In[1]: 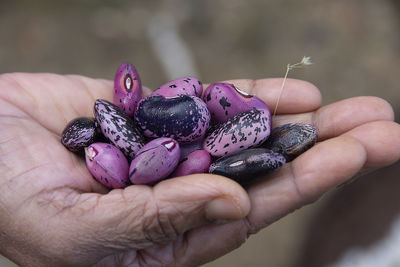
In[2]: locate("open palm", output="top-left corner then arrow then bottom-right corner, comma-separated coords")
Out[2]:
0,73 -> 399,267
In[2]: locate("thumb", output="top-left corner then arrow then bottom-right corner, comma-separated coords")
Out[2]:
80,174 -> 250,253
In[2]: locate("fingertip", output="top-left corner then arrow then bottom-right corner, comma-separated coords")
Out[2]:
314,96 -> 396,141
292,135 -> 367,199
222,78 -> 322,114
343,120 -> 400,168
362,96 -> 395,121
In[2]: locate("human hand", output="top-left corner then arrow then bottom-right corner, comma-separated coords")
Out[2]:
0,73 -> 399,266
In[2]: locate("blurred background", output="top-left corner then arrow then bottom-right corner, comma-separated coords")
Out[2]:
0,0 -> 399,266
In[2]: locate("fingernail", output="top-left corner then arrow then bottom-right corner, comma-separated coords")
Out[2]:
205,197 -> 244,223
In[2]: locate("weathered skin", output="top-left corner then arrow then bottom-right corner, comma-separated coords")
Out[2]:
113,62 -> 142,116
263,123 -> 318,162
203,108 -> 271,157
203,82 -> 270,123
85,142 -> 130,189
129,137 -> 180,185
61,117 -> 96,152
209,148 -> 286,184
135,95 -> 210,143
94,99 -> 145,159
151,76 -> 203,97
171,149 -> 212,177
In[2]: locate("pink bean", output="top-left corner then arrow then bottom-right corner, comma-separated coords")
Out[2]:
171,150 -> 212,177
129,138 -> 180,185
203,82 -> 270,123
85,143 -> 130,189
113,62 -> 142,116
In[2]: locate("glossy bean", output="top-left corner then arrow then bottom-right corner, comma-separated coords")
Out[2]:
85,143 -> 130,189
113,62 -> 142,116
151,76 -> 203,97
203,82 -> 270,123
263,123 -> 317,161
129,137 -> 180,185
94,99 -> 145,159
179,138 -> 204,160
135,95 -> 210,143
61,117 -> 96,152
171,150 -> 212,177
203,108 -> 271,157
209,148 -> 286,184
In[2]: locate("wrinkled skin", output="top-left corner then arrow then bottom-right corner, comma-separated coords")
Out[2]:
0,73 -> 399,267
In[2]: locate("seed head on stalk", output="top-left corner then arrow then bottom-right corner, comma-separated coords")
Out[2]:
273,56 -> 312,117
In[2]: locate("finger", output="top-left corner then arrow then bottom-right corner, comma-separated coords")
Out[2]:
273,96 -> 395,140
74,174 -> 250,257
343,120 -> 400,169
0,73 -> 153,136
246,136 -> 367,229
0,73 -> 113,135
167,135 -> 369,265
223,78 -> 322,114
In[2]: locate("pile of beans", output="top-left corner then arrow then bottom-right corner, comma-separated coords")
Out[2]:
61,62 -> 317,189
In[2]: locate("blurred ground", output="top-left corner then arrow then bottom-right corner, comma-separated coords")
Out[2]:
0,0 -> 399,266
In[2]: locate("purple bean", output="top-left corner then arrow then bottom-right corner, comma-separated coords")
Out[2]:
135,95 -> 210,143
203,83 -> 270,123
179,138 -> 204,160
94,99 -> 145,159
209,148 -> 286,184
113,62 -> 142,116
151,76 -> 203,97
61,117 -> 96,152
263,123 -> 317,161
171,150 -> 212,177
129,137 -> 180,185
203,108 -> 271,157
85,143 -> 130,189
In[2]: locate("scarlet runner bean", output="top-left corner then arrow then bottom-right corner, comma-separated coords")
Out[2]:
151,76 -> 203,97
135,95 -> 210,143
85,142 -> 130,189
203,82 -> 270,123
129,137 -> 180,185
94,99 -> 145,159
113,62 -> 142,116
209,148 -> 286,184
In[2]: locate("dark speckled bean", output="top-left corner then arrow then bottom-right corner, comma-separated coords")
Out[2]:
209,148 -> 286,184
113,62 -> 142,116
179,138 -> 204,160
94,99 -> 145,159
203,83 -> 270,123
135,95 -> 210,143
85,142 -> 130,189
61,117 -> 96,152
151,76 -> 203,97
171,149 -> 212,177
263,123 -> 317,162
203,108 -> 271,157
129,137 -> 180,185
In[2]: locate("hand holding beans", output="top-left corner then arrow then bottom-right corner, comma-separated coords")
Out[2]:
0,72 -> 399,267
63,63 -> 315,188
